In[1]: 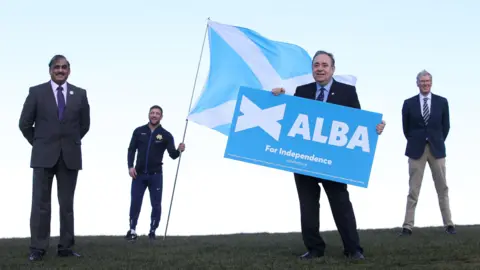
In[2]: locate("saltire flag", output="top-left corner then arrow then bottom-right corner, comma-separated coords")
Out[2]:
187,20 -> 357,135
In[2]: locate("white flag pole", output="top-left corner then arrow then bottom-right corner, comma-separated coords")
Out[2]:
163,18 -> 210,240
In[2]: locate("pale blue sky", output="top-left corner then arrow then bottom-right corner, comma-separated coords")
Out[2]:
1,0 -> 479,238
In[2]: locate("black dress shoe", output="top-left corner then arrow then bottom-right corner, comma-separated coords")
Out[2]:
299,250 -> 324,260
57,249 -> 81,257
398,228 -> 412,236
28,251 -> 44,262
445,225 -> 456,234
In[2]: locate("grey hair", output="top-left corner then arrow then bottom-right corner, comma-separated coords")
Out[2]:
312,50 -> 335,67
416,69 -> 432,82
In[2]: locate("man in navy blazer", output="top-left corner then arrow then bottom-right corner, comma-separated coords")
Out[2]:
399,69 -> 455,236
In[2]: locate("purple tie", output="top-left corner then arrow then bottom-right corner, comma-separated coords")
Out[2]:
57,86 -> 66,120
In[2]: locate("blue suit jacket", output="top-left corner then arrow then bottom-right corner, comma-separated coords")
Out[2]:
401,93 -> 450,160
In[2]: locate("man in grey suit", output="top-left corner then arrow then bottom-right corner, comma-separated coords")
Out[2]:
19,55 -> 90,261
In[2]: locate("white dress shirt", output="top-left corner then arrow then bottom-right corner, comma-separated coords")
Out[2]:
419,92 -> 431,117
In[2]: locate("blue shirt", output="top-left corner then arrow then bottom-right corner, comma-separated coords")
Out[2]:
315,79 -> 333,102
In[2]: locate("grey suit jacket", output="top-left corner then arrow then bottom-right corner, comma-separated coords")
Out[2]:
19,81 -> 90,170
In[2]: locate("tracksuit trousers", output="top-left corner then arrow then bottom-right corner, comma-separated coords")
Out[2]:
129,172 -> 163,232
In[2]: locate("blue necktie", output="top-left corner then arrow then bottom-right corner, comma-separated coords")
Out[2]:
316,87 -> 325,102
57,86 -> 66,120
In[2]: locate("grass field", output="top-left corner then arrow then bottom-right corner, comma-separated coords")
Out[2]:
1,225 -> 479,269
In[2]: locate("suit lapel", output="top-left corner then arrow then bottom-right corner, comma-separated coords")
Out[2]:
412,96 -> 422,118
43,82 -> 59,119
412,95 -> 430,127
63,83 -> 78,118
308,82 -> 317,99
325,80 -> 337,103
430,94 -> 438,118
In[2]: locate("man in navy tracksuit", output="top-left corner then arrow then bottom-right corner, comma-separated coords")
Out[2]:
125,105 -> 185,241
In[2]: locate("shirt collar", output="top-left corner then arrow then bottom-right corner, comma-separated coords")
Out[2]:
419,92 -> 432,100
51,80 -> 67,91
316,78 -> 333,93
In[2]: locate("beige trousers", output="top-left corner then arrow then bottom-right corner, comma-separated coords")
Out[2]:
402,144 -> 454,230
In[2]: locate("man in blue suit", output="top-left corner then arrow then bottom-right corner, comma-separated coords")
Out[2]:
399,69 -> 455,236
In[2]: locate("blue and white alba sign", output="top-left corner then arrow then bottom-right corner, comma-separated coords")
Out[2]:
224,86 -> 383,188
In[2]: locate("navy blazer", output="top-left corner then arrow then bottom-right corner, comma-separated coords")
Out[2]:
401,93 -> 450,159
294,79 -> 361,109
